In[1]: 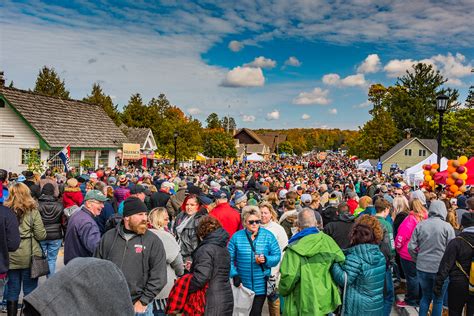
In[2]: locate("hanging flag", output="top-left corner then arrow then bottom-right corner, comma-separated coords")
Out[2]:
57,144 -> 71,172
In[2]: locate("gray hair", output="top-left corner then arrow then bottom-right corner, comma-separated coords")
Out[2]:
242,205 -> 261,223
297,208 -> 317,229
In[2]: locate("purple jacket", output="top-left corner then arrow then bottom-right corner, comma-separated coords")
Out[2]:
113,186 -> 130,204
64,206 -> 101,265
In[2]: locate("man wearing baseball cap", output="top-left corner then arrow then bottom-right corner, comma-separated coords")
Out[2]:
210,190 -> 242,238
96,197 -> 167,315
64,190 -> 107,264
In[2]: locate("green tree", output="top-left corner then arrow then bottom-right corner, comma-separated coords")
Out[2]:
385,63 -> 459,139
34,66 -> 70,99
348,109 -> 400,159
278,141 -> 293,154
220,116 -> 237,132
121,93 -> 147,127
466,86 -> 474,109
206,113 -> 222,129
202,129 -> 236,158
83,83 -> 121,126
26,149 -> 46,174
438,108 -> 474,158
368,83 -> 387,114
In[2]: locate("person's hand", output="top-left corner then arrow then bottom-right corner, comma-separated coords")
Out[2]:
233,275 -> 242,287
184,260 -> 192,271
256,254 -> 266,264
134,301 -> 147,313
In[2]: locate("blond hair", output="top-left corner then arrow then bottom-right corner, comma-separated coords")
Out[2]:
410,199 -> 427,221
148,207 -> 169,230
259,201 -> 278,221
4,182 -> 38,221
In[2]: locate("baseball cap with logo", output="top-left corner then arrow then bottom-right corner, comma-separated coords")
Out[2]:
84,190 -> 108,202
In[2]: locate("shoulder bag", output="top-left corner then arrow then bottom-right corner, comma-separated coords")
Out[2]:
30,211 -> 49,279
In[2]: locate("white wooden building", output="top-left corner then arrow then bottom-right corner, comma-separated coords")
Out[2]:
0,85 -> 128,173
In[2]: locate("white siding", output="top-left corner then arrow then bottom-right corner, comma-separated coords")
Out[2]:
0,102 -> 39,173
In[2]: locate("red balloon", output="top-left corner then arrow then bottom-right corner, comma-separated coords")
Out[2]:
424,165 -> 432,171
96,170 -> 104,178
456,166 -> 465,174
455,179 -> 464,186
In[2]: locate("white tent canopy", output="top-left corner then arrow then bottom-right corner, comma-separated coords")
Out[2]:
246,153 -> 264,162
403,153 -> 448,185
357,159 -> 374,171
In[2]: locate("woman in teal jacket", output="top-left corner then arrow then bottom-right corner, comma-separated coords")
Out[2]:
331,216 -> 386,316
228,206 -> 280,316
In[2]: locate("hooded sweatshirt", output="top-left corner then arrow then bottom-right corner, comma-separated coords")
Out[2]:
408,200 -> 455,273
23,257 -> 134,315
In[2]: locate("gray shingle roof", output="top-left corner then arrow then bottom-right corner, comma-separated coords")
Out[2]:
1,87 -> 128,148
381,138 -> 438,162
122,127 -> 151,147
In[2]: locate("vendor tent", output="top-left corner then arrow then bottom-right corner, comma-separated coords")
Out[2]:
246,153 -> 264,162
195,153 -> 208,161
357,159 -> 374,171
403,153 -> 448,185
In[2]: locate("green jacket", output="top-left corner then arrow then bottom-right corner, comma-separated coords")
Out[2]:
9,209 -> 47,270
279,232 -> 345,315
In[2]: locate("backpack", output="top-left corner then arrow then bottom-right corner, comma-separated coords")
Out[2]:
104,213 -> 122,232
456,236 -> 474,295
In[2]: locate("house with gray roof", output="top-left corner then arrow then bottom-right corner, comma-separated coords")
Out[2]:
379,137 -> 438,172
0,85 -> 128,173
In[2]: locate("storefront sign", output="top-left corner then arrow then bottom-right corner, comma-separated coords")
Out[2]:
122,143 -> 141,159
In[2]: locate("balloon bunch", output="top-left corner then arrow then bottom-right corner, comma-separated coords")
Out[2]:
423,163 -> 439,191
446,156 -> 469,196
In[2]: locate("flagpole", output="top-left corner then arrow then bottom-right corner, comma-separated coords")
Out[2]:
47,143 -> 70,162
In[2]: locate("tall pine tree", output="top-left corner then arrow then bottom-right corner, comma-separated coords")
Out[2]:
83,83 -> 121,126
34,66 -> 70,99
121,93 -> 147,127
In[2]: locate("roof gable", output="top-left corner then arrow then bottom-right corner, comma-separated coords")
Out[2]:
234,128 -> 266,145
381,137 -> 438,162
122,127 -> 157,150
0,87 -> 128,149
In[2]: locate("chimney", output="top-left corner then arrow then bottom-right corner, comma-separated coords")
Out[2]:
405,128 -> 412,139
0,71 -> 4,87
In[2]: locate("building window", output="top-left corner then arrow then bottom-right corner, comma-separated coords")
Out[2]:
21,149 -> 36,165
419,149 -> 426,157
98,150 -> 109,167
83,150 -> 97,169
404,149 -> 412,156
48,150 -> 64,171
69,150 -> 81,169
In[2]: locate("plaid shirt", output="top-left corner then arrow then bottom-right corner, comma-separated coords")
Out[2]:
166,273 -> 209,316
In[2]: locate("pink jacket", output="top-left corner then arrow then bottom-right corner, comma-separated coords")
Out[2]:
395,213 -> 420,261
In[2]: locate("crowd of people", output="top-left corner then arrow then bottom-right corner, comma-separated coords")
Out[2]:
0,152 -> 473,316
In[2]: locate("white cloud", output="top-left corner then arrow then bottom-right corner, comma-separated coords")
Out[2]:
284,56 -> 301,67
328,108 -> 338,115
293,87 -> 331,105
353,101 -> 371,108
221,66 -> 265,87
228,40 -> 244,52
244,56 -> 276,69
322,74 -> 341,85
301,113 -> 311,120
266,110 -> 280,120
357,54 -> 381,73
187,107 -> 201,115
383,58 -> 435,78
322,73 -> 366,87
242,115 -> 256,122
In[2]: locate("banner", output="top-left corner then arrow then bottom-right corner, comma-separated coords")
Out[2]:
122,143 -> 141,160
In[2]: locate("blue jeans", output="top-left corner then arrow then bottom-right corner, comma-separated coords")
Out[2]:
6,269 -> 38,301
383,269 -> 394,316
40,239 -> 62,277
135,303 -> 153,316
418,270 -> 448,316
400,258 -> 419,305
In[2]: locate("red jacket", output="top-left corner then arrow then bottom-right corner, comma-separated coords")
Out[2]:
210,202 -> 242,238
63,187 -> 84,208
166,273 -> 208,316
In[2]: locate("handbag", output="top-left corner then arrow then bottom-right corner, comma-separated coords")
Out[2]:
29,212 -> 49,279
244,231 -> 279,302
231,280 -> 255,316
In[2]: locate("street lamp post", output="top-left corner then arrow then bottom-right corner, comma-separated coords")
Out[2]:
173,131 -> 178,170
436,94 -> 449,166
378,142 -> 383,173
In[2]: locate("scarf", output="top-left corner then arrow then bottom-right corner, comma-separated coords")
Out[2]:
288,227 -> 319,244
176,213 -> 196,236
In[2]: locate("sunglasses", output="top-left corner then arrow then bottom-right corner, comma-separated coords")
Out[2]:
248,220 -> 262,225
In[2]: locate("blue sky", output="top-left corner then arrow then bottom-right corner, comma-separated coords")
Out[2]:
1,0 -> 473,130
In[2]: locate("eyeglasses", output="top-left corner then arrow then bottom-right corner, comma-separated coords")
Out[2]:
248,220 -> 261,225
394,193 -> 403,196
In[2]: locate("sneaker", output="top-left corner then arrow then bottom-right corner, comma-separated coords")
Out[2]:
396,300 -> 409,308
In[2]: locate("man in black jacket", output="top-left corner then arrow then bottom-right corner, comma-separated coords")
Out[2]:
434,212 -> 474,315
150,182 -> 173,209
95,197 -> 167,315
323,203 -> 355,249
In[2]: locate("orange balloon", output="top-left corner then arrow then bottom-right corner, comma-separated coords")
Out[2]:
425,175 -> 432,182
429,180 -> 435,187
430,169 -> 437,176
451,172 -> 459,180
454,191 -> 463,197
446,178 -> 455,186
447,166 -> 456,173
459,185 -> 467,193
432,164 -> 440,170
452,160 -> 460,168
450,185 -> 459,193
447,160 -> 453,166
459,156 -> 468,165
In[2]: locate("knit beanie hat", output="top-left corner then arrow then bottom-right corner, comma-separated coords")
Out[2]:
461,212 -> 474,228
234,190 -> 247,204
41,183 -> 55,196
122,197 -> 148,217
